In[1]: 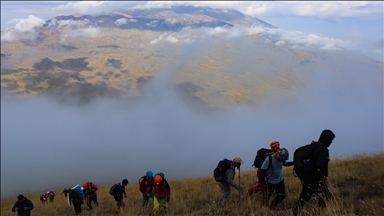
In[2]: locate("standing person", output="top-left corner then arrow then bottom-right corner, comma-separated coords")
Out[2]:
248,141 -> 280,194
293,129 -> 336,216
11,194 -> 34,216
82,182 -> 99,209
64,187 -> 84,214
110,179 -> 128,213
260,148 -> 291,210
139,170 -> 154,208
152,172 -> 171,215
216,157 -> 244,207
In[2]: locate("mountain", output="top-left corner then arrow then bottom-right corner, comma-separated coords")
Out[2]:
1,6 -> 382,108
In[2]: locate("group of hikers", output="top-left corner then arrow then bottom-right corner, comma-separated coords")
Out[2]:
214,129 -> 335,216
11,128 -> 335,216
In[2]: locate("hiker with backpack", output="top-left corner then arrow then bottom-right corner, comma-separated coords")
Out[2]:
260,148 -> 291,210
248,141 -> 281,195
139,170 -> 154,208
109,179 -> 129,213
63,187 -> 84,214
152,172 -> 171,215
214,157 -> 244,207
293,129 -> 335,216
82,182 -> 99,210
45,190 -> 55,203
11,194 -> 34,216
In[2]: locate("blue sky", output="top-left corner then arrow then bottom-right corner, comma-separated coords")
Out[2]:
0,1 -> 383,61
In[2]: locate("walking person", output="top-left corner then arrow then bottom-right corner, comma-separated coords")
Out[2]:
248,141 -> 280,194
82,182 -> 99,209
261,148 -> 291,210
11,194 -> 34,216
215,157 -> 244,207
139,170 -> 154,208
152,172 -> 171,215
293,129 -> 335,216
109,179 -> 128,213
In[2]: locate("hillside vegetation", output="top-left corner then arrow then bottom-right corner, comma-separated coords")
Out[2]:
1,153 -> 383,215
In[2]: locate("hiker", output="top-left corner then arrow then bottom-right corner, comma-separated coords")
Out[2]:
45,190 -> 55,203
216,157 -> 244,207
261,148 -> 291,210
110,179 -> 128,213
293,129 -> 336,216
40,194 -> 47,204
152,172 -> 171,215
11,194 -> 34,216
248,141 -> 281,195
63,187 -> 84,214
82,182 -> 99,209
139,170 -> 154,208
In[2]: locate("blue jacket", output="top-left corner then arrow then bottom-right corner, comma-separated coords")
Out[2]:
12,197 -> 34,216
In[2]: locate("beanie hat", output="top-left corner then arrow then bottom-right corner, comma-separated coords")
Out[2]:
233,157 -> 244,164
154,175 -> 163,184
146,170 -> 153,178
270,141 -> 280,149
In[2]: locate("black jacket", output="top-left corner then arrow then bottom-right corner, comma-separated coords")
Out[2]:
311,129 -> 335,180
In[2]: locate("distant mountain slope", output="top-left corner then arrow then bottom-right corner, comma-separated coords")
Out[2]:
1,6 -> 382,108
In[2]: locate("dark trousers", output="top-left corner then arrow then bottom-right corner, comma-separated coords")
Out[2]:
114,195 -> 125,207
73,201 -> 82,214
86,193 -> 98,209
266,179 -> 286,207
293,179 -> 330,215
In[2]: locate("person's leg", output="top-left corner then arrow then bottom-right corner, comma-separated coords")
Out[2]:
270,180 -> 286,209
114,196 -> 121,213
161,199 -> 168,214
217,182 -> 231,207
293,180 -> 316,216
153,196 -> 160,215
142,193 -> 150,207
317,180 -> 330,209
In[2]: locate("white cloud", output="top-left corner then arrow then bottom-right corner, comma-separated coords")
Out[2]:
1,30 -> 16,42
166,18 -> 177,25
51,1 -> 105,15
275,40 -> 285,46
13,15 -> 46,32
115,18 -> 127,26
82,27 -> 100,38
53,19 -> 92,29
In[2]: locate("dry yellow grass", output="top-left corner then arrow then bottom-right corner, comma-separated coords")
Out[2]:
1,153 -> 383,215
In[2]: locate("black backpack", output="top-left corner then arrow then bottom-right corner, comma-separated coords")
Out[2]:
293,141 -> 321,179
213,158 -> 234,182
252,148 -> 274,168
109,184 -> 119,196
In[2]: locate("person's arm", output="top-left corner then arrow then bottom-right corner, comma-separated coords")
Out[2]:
226,168 -> 237,188
11,202 -> 18,212
316,147 -> 329,177
122,187 -> 127,197
27,199 -> 34,210
284,161 -> 294,166
166,183 -> 171,201
260,156 -> 271,178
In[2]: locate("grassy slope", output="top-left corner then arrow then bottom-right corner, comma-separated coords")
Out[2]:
1,153 -> 383,216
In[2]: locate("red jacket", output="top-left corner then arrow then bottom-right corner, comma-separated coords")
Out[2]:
152,182 -> 171,200
139,176 -> 153,194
